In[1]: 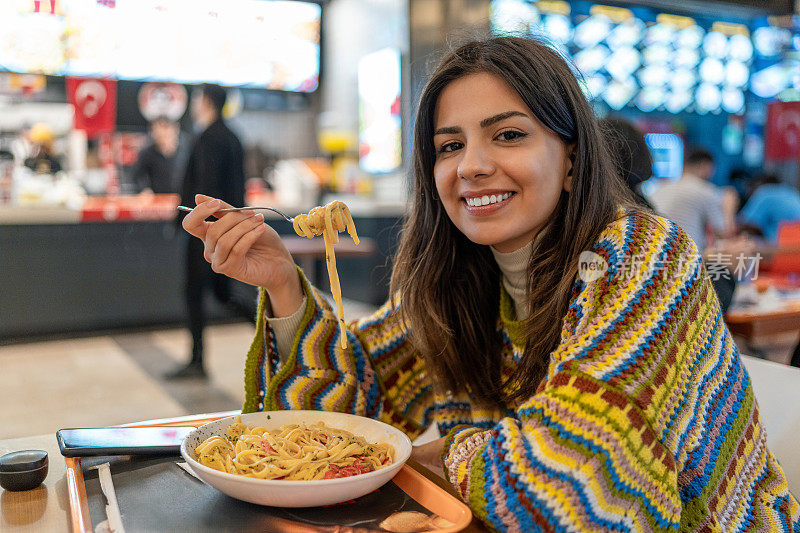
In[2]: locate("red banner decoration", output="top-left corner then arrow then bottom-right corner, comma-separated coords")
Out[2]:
66,77 -> 117,139
765,101 -> 800,161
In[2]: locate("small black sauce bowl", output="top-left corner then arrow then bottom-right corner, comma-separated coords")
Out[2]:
0,450 -> 48,492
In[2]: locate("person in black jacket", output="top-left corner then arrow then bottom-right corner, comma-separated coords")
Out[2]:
131,117 -> 185,194
168,84 -> 254,379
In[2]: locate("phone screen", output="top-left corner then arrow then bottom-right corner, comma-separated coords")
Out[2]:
56,426 -> 196,457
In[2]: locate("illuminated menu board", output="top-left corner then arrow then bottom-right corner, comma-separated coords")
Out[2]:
491,0 -> 755,114
358,48 -> 402,174
0,0 -> 321,92
750,16 -> 800,100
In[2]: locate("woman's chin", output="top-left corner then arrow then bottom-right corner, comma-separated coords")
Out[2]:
461,232 -> 509,248
461,231 -> 537,253
455,219 -> 538,250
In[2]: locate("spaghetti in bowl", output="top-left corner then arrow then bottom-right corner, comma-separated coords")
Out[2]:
180,410 -> 412,507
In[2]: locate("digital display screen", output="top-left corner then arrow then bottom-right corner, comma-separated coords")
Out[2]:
0,0 -> 321,92
644,133 -> 684,180
637,86 -> 666,112
490,0 -> 758,115
358,48 -> 402,174
750,16 -> 799,100
0,4 -> 66,75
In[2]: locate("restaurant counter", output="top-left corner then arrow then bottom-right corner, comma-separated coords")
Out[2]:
0,196 -> 403,341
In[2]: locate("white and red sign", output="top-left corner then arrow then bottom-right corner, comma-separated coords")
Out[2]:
66,77 -> 117,138
765,101 -> 800,161
137,82 -> 188,122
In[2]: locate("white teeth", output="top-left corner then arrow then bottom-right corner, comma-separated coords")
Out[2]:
465,193 -> 513,207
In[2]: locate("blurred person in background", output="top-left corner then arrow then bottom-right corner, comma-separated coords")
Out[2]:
740,174 -> 800,370
728,168 -> 755,207
11,122 -> 33,165
167,83 -> 253,379
599,116 -> 653,209
650,148 -> 741,312
649,148 -> 737,250
131,116 -> 186,194
738,173 -> 800,243
24,123 -> 62,175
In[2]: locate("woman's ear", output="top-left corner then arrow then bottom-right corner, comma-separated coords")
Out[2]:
563,145 -> 576,192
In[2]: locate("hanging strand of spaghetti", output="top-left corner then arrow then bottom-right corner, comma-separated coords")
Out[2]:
292,201 -> 359,349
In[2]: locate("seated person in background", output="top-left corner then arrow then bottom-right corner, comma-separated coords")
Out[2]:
24,123 -> 62,175
649,148 -> 741,312
649,148 -> 737,251
728,168 -> 755,207
182,37 -> 798,531
598,116 -> 653,209
131,117 -> 184,194
739,173 -> 800,243
740,174 -> 800,371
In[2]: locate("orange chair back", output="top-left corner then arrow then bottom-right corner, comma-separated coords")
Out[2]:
771,221 -> 800,275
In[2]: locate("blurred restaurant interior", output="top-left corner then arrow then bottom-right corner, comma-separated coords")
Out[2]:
1,0 -> 800,526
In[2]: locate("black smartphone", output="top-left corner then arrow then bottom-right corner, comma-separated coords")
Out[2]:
56,426 -> 196,457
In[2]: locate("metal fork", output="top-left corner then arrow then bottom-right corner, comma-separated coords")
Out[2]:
177,205 -> 294,222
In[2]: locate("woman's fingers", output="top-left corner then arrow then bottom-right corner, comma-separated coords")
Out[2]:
182,194 -> 237,239
215,222 -> 267,276
209,213 -> 264,270
182,195 -> 281,286
182,197 -> 222,238
203,209 -> 255,263
195,193 -> 214,205
195,193 -> 233,212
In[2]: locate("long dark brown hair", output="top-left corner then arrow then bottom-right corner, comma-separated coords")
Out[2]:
391,36 -> 636,407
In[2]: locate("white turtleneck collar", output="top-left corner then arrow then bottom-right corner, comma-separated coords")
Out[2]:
491,238 -> 534,321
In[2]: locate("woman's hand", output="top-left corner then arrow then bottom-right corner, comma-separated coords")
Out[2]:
181,194 -> 303,316
410,436 -> 447,479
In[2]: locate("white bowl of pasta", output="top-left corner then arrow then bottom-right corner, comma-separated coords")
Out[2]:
180,410 -> 413,507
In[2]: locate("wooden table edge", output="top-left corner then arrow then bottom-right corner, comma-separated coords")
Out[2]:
65,456 -> 91,533
726,307 -> 800,323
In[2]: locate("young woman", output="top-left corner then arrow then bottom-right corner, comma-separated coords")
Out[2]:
182,37 -> 799,531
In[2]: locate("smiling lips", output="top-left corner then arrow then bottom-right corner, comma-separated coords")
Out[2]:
462,191 -> 515,212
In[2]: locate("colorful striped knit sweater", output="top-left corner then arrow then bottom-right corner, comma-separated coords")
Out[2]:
241,212 -> 799,531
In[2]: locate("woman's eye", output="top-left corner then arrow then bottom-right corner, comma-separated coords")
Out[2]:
497,130 -> 526,142
438,141 -> 462,153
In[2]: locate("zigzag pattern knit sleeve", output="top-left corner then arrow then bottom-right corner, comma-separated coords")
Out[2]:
442,214 -> 800,532
242,269 -> 433,440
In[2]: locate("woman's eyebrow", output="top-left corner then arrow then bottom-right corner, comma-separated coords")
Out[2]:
480,110 -> 527,128
433,126 -> 461,135
433,111 -> 528,135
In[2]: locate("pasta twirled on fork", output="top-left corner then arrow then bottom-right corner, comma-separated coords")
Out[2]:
292,201 -> 359,349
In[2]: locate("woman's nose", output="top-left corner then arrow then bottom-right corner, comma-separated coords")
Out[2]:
457,143 -> 495,180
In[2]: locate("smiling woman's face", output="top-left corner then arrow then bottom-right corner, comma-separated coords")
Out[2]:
432,72 -> 572,253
